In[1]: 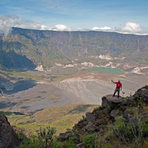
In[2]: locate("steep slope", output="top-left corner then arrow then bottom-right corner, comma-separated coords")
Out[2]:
57,86 -> 148,147
0,27 -> 148,69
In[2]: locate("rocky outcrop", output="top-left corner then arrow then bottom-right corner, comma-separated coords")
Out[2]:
0,114 -> 19,148
72,92 -> 140,141
102,95 -> 122,109
134,85 -> 148,103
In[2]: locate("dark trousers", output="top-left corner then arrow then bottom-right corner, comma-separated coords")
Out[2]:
0,89 -> 3,96
113,88 -> 120,97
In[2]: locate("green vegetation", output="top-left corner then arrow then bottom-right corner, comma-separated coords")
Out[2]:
113,114 -> 143,147
17,127 -> 77,148
1,27 -> 148,69
17,126 -> 56,148
0,111 -> 5,116
141,68 -> 148,73
37,126 -> 56,148
6,70 -> 45,81
84,67 -> 122,74
7,104 -> 96,135
15,107 -> 148,148
82,134 -> 96,148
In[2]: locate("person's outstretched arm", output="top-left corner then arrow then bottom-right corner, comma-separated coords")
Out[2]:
111,80 -> 115,84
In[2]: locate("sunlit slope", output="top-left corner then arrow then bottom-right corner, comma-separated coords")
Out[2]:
8,104 -> 97,135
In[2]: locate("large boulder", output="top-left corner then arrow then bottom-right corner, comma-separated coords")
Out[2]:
134,85 -> 148,103
102,95 -> 122,109
0,114 -> 19,148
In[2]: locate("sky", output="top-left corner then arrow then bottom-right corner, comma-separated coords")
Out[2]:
0,0 -> 148,34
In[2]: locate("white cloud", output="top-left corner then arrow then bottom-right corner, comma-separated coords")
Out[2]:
0,15 -> 146,35
52,24 -> 71,31
0,15 -> 72,35
122,22 -> 142,33
0,15 -> 51,35
92,26 -> 112,31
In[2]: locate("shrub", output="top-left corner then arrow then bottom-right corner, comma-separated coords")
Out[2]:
17,137 -> 42,148
82,134 -> 96,148
63,141 -> 76,148
0,111 -> 5,116
137,99 -> 145,109
113,114 -> 143,147
17,131 -> 26,142
103,143 -> 113,148
52,141 -> 63,148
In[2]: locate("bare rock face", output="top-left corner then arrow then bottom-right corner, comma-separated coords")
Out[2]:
102,95 -> 122,109
0,114 -> 19,148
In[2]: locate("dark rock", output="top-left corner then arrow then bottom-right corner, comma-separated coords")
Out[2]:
86,112 -> 96,122
105,136 -> 110,143
103,108 -> 111,114
58,130 -> 80,143
85,124 -> 99,133
123,110 -> 137,123
58,131 -> 73,141
134,85 -> 148,103
0,114 -> 19,148
92,108 -> 100,116
121,100 -> 129,106
102,95 -> 122,109
74,119 -> 88,131
143,98 -> 148,102
110,110 -> 119,118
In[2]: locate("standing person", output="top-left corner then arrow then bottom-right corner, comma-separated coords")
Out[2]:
111,80 -> 122,97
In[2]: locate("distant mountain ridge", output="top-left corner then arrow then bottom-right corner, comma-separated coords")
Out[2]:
0,27 -> 148,69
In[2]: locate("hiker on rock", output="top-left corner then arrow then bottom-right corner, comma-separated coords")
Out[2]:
111,80 -> 122,97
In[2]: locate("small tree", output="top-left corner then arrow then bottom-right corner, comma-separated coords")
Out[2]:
37,126 -> 56,148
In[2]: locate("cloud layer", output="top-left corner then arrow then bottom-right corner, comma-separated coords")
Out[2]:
0,15 -> 146,35
0,15 -> 73,35
0,15 -> 50,35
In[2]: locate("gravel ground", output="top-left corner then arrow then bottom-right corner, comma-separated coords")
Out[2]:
0,73 -> 148,112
